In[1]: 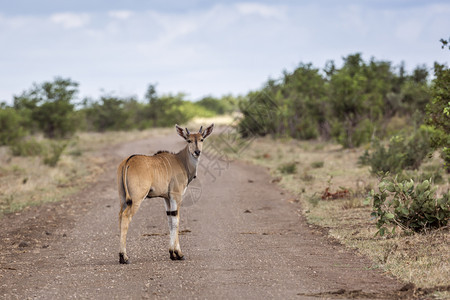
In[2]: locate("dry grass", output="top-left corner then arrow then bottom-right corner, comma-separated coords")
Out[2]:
212,134 -> 450,293
0,117 -> 226,215
0,127 -> 172,215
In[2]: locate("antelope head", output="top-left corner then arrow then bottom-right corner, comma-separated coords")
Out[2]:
175,124 -> 214,158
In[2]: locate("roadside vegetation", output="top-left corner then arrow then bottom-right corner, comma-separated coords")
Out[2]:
211,135 -> 449,293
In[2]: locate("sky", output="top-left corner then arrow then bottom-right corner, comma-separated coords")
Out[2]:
0,0 -> 449,104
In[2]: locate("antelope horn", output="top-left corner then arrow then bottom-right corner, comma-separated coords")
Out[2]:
199,126 -> 203,133
185,128 -> 190,135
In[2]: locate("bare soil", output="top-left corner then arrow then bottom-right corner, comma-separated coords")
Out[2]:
0,133 -> 423,299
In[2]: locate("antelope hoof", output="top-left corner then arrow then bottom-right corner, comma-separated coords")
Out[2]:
169,250 -> 185,261
119,253 -> 130,264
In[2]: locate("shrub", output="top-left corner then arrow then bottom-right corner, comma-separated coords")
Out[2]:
43,141 -> 68,167
426,63 -> 450,171
398,165 -> 444,185
332,118 -> 375,148
10,139 -> 44,156
0,107 -> 26,145
311,161 -> 324,168
367,176 -> 450,235
278,162 -> 297,174
10,139 -> 67,167
360,127 -> 432,174
14,77 -> 79,138
196,95 -> 236,115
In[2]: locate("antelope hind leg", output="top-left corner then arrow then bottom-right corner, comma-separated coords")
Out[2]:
119,205 -> 131,264
165,197 -> 184,260
119,199 -> 142,264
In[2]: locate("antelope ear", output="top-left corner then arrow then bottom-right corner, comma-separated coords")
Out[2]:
202,123 -> 214,139
175,124 -> 188,140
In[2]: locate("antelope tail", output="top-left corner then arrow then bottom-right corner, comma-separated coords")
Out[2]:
122,160 -> 132,206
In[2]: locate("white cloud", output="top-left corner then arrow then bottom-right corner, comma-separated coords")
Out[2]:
235,2 -> 286,19
108,10 -> 133,20
148,10 -> 199,43
50,12 -> 90,29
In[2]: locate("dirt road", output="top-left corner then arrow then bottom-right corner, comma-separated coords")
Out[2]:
0,133 -> 406,299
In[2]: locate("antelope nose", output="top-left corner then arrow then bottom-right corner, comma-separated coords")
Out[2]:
194,150 -> 201,156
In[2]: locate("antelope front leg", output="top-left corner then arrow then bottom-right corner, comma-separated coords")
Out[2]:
164,196 -> 184,260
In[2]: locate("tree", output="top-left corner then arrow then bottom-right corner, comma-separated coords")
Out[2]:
0,107 -> 26,145
83,96 -> 134,131
14,77 -> 79,138
144,83 -> 159,126
238,63 -> 327,139
440,37 -> 450,50
427,62 -> 450,171
328,54 -> 374,147
149,93 -> 192,127
197,95 -> 235,115
328,54 -> 407,147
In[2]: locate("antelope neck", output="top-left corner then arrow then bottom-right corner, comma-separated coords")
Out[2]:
176,145 -> 199,185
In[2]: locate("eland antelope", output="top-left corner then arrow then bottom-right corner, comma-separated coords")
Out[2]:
117,124 -> 214,264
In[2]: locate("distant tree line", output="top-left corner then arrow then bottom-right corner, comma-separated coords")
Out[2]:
238,52 -> 449,169
239,53 -> 431,146
0,80 -> 236,143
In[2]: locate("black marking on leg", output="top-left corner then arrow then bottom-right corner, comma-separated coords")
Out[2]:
166,210 -> 178,216
126,199 -> 132,206
119,253 -> 129,264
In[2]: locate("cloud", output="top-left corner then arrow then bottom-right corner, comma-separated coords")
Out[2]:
235,2 -> 286,19
108,10 -> 133,20
50,12 -> 90,29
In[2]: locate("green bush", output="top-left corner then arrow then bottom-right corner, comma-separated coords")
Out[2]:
9,138 -> 67,167
10,139 -> 44,156
0,107 -> 26,145
196,95 -> 236,115
426,63 -> 450,171
83,96 -> 134,131
43,141 -> 67,167
311,161 -> 324,168
278,162 -> 297,174
147,93 -> 214,127
14,77 -> 79,138
398,165 -> 444,185
367,176 -> 449,235
332,118 -> 375,148
360,127 -> 432,174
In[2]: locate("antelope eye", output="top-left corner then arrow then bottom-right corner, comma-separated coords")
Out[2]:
187,140 -> 192,143
200,139 -> 204,142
